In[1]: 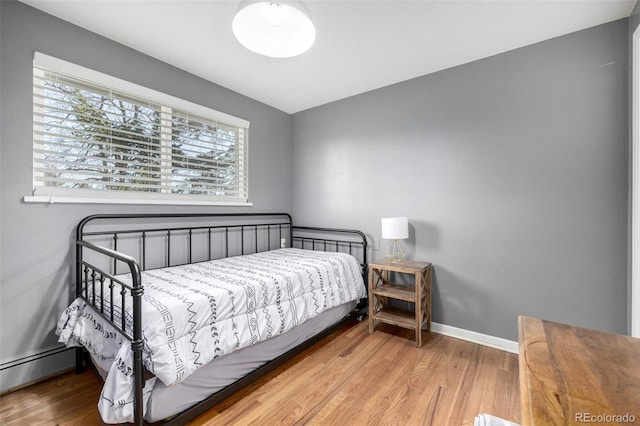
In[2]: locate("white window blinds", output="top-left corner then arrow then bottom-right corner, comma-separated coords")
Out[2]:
32,52 -> 249,205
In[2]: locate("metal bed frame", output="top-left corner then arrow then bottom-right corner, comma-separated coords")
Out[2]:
74,212 -> 368,425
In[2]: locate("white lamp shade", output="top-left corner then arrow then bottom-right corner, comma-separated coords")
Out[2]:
232,1 -> 316,58
381,217 -> 409,240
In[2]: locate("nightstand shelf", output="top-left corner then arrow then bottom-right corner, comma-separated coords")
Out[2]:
372,283 -> 415,302
372,306 -> 416,329
368,259 -> 432,347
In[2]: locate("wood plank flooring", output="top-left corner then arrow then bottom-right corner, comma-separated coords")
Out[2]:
0,321 -> 520,425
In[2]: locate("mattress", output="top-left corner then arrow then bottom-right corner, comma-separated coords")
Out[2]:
56,248 -> 366,423
145,301 -> 355,422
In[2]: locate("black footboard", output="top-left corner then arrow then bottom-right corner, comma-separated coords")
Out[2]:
74,213 -> 368,426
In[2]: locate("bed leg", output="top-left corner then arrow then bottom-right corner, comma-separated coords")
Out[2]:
132,342 -> 145,426
75,347 -> 84,374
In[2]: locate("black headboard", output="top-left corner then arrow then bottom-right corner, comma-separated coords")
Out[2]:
76,212 -> 367,281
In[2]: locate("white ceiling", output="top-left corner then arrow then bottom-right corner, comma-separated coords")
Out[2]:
20,0 -> 638,114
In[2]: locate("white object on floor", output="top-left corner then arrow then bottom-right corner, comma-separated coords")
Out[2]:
474,413 -> 520,426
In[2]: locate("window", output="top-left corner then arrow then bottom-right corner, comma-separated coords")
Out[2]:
29,52 -> 250,205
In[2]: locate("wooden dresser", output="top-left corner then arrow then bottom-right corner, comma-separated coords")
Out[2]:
518,316 -> 640,425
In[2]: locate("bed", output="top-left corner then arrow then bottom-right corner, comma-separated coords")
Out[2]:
55,213 -> 368,425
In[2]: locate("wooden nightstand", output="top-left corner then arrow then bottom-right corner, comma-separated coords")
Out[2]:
368,259 -> 432,347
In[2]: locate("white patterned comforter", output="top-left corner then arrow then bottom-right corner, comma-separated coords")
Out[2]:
56,248 -> 366,423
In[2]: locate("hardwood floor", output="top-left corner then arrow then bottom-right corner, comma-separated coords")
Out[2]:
0,321 -> 520,425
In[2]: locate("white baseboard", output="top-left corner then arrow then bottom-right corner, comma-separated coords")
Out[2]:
430,322 -> 519,354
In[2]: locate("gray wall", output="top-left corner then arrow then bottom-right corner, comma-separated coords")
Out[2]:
292,19 -> 629,341
0,0 -> 292,392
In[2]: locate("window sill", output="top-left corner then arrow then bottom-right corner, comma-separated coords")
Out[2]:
23,195 -> 253,207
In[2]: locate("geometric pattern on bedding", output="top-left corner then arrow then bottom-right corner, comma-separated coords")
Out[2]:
56,248 -> 366,423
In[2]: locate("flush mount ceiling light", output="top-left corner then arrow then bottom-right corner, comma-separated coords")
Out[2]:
232,1 -> 316,58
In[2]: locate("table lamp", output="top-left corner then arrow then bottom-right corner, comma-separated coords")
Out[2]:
381,217 -> 408,262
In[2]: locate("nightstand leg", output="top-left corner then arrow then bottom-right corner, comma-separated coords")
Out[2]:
368,268 -> 375,334
415,271 -> 422,348
426,266 -> 432,332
